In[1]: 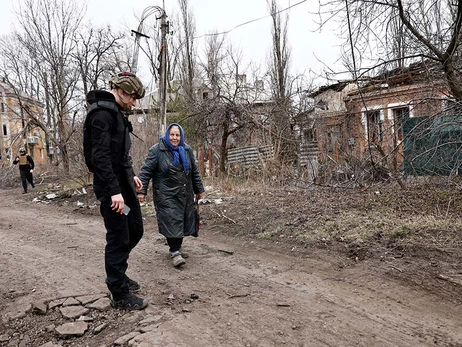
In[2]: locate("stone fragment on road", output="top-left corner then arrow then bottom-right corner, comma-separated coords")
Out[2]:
48,298 -> 66,309
32,302 -> 47,315
62,297 -> 80,307
87,297 -> 111,311
113,331 -> 141,345
76,293 -> 107,305
59,306 -> 90,319
55,321 -> 88,337
139,315 -> 163,326
39,342 -> 62,347
94,323 -> 107,334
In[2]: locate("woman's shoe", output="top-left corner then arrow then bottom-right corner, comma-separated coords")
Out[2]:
171,254 -> 186,267
179,251 -> 189,258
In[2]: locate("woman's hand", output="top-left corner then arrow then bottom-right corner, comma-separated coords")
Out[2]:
134,176 -> 143,191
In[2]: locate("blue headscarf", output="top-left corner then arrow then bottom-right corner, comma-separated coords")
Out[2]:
161,123 -> 190,172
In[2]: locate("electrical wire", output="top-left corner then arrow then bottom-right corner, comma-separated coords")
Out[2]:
193,0 -> 307,39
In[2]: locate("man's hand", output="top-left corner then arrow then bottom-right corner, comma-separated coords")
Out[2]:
134,176 -> 143,191
111,193 -> 125,214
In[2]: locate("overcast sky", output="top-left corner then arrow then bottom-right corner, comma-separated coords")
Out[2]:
0,0 -> 346,87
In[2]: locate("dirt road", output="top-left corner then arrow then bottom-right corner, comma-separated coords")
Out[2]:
0,186 -> 461,347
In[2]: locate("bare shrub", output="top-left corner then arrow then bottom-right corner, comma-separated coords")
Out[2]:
0,165 -> 18,188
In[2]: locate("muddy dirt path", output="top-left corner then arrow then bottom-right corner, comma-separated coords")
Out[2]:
0,187 -> 461,347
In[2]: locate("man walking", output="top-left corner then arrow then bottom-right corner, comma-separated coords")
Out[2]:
84,72 -> 148,310
13,147 -> 35,194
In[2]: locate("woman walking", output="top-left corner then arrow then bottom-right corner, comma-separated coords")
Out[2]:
137,123 -> 204,267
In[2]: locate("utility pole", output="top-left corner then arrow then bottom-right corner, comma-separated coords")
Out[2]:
158,11 -> 169,137
131,28 -> 150,74
131,5 -> 168,137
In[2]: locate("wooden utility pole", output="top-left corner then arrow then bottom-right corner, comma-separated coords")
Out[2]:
130,5 -> 168,137
159,11 -> 169,137
131,29 -> 150,74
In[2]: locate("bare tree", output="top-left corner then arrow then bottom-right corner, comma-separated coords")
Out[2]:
196,36 -> 268,175
204,33 -> 226,98
74,26 -> 125,96
267,0 -> 296,163
176,0 -> 197,102
9,0 -> 87,173
320,0 -> 462,100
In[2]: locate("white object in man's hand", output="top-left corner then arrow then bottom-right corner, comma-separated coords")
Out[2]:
123,204 -> 131,215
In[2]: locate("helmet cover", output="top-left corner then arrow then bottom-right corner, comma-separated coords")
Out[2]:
109,72 -> 145,99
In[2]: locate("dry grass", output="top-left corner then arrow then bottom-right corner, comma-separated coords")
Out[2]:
199,175 -> 462,262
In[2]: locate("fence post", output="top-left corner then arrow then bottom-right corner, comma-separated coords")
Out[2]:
199,146 -> 205,177
208,145 -> 213,177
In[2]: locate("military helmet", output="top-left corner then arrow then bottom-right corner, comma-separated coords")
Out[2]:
19,147 -> 25,153
109,72 -> 145,99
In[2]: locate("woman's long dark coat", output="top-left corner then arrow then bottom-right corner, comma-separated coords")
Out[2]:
138,139 -> 204,238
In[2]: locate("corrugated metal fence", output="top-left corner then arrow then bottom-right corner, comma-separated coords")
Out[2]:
227,145 -> 274,168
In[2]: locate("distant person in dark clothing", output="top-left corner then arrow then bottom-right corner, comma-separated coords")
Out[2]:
137,123 -> 204,267
13,147 -> 35,194
84,72 -> 148,310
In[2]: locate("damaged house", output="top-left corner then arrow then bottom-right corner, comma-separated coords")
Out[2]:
296,62 -> 451,182
1,78 -> 47,166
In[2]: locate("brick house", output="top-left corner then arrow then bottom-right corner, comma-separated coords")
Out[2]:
0,78 -> 47,166
296,63 -> 449,179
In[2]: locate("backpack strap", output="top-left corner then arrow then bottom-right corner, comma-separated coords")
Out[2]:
87,100 -> 119,115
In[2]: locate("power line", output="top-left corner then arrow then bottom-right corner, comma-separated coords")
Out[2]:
193,0 -> 307,39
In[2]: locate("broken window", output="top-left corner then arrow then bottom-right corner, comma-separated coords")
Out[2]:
327,125 -> 341,152
303,128 -> 317,144
393,107 -> 410,142
366,110 -> 383,143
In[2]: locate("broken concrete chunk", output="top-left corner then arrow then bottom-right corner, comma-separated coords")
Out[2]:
139,315 -> 162,326
113,331 -> 141,345
94,323 -> 107,334
55,321 -> 88,338
32,302 -> 48,315
48,298 -> 66,310
87,297 -> 111,311
59,306 -> 90,319
76,293 -> 107,305
62,297 -> 81,307
39,342 -> 63,347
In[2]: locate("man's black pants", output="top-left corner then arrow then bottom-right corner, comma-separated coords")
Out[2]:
19,170 -> 34,192
100,198 -> 143,300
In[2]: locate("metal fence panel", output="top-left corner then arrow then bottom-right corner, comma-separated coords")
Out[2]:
403,116 -> 462,175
